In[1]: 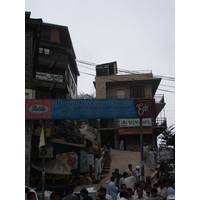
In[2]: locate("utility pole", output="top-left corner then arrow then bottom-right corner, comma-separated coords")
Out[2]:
42,121 -> 46,200
140,118 -> 144,181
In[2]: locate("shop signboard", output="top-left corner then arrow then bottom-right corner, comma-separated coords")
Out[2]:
118,128 -> 153,135
25,98 -> 156,120
120,118 -> 152,127
36,72 -> 63,83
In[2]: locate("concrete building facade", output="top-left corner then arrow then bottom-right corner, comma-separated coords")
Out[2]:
94,62 -> 166,151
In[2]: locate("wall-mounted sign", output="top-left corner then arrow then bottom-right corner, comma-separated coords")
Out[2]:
25,98 -> 156,120
56,152 -> 78,170
120,118 -> 152,127
36,72 -> 63,83
118,128 -> 153,135
159,149 -> 174,160
134,99 -> 156,118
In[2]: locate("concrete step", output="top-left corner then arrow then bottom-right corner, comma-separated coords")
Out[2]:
104,162 -> 111,165
102,169 -> 110,173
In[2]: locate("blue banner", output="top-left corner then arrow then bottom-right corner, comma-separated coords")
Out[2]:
51,99 -> 138,119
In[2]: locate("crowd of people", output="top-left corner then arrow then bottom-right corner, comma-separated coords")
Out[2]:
25,165 -> 174,200
25,143 -> 174,200
106,166 -> 175,200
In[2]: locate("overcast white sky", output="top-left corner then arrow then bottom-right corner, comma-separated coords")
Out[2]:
25,0 -> 175,126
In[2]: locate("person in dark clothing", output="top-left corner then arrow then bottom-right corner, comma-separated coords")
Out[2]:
80,188 -> 93,200
106,142 -> 111,154
61,185 -> 78,200
50,191 -> 60,200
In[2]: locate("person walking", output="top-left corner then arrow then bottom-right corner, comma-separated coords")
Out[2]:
94,154 -> 102,182
119,191 -> 129,200
50,191 -> 60,200
25,186 -> 39,200
117,184 -> 127,200
115,168 -> 123,188
80,188 -> 93,200
106,142 -> 111,155
27,192 -> 36,200
167,181 -> 175,196
99,187 -> 112,200
119,140 -> 124,151
119,172 -> 128,191
133,187 -> 148,199
125,164 -> 134,177
149,148 -> 156,171
157,181 -> 167,199
133,166 -> 141,183
108,176 -> 119,200
143,143 -> 149,163
61,185 -> 79,200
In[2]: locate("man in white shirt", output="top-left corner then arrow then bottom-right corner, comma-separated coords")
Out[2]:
119,191 -> 129,200
99,187 -> 112,200
94,154 -> 102,181
133,187 -> 148,200
157,181 -> 167,199
133,166 -> 141,183
117,184 -> 127,200
125,164 -> 134,177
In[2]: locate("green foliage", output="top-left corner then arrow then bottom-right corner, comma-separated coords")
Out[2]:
158,124 -> 175,146
54,120 -> 84,144
77,92 -> 95,99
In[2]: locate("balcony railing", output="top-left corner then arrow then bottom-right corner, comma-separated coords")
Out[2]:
155,117 -> 167,127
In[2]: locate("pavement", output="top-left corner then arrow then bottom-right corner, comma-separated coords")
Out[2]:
100,149 -> 154,189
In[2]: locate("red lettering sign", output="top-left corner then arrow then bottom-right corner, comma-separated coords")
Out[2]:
118,128 -> 153,135
25,99 -> 53,120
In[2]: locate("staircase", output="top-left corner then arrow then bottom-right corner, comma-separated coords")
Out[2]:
100,154 -> 111,180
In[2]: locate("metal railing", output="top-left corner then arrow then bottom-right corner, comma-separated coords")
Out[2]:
155,117 -> 167,127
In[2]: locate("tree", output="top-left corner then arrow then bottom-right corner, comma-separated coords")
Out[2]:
54,120 -> 84,144
77,91 -> 95,99
158,125 -> 175,181
157,124 -> 175,146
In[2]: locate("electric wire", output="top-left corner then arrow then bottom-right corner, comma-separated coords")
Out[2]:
77,59 -> 175,93
76,59 -> 175,81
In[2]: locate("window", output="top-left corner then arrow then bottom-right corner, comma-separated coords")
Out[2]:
38,47 -> 50,56
130,85 -> 145,98
44,48 -> 50,55
38,47 -> 43,54
117,90 -> 125,98
41,28 -> 51,41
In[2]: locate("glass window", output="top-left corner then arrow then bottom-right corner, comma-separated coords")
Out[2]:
130,85 -> 145,98
41,28 -> 51,41
117,90 -> 125,98
44,48 -> 50,55
38,47 -> 43,54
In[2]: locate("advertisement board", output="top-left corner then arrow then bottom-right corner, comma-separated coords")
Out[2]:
25,98 -> 156,120
36,72 -> 63,83
118,127 -> 153,135
120,118 -> 152,127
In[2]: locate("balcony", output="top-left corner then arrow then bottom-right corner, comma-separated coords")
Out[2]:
154,94 -> 164,103
154,94 -> 166,117
153,117 -> 167,136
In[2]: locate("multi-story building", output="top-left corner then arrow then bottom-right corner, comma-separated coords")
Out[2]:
94,61 -> 166,151
35,22 -> 79,100
25,12 -> 80,186
25,12 -> 42,186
